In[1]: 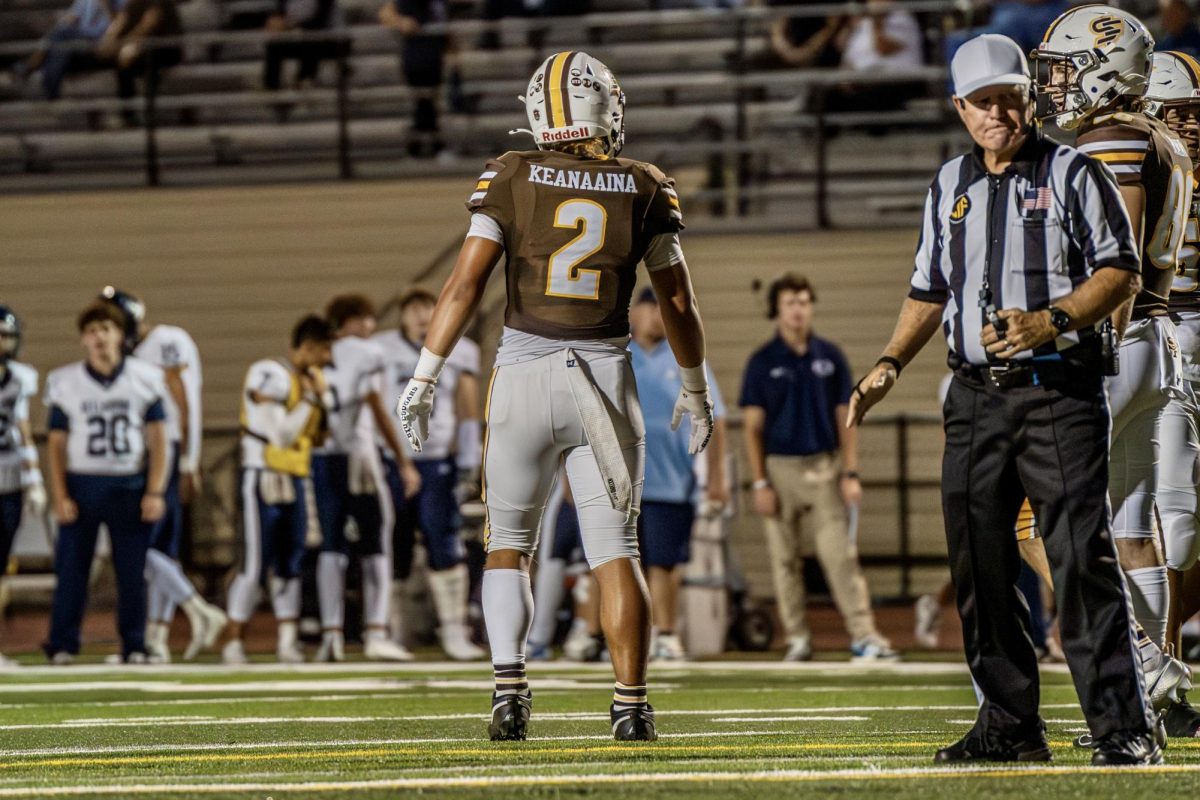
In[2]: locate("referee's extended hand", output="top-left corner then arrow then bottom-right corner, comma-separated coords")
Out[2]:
847,364 -> 897,428
981,309 -> 1056,360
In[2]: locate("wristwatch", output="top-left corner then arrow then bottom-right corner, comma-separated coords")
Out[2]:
1047,305 -> 1071,334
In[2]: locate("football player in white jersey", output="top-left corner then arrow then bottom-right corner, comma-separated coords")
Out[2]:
43,301 -> 169,664
223,315 -> 333,664
0,306 -> 45,666
374,287 -> 485,661
100,288 -> 225,663
312,295 -> 419,663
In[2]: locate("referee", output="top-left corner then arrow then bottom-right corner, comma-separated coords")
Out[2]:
848,34 -> 1158,766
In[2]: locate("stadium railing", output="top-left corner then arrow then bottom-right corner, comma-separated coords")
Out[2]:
12,409 -> 947,604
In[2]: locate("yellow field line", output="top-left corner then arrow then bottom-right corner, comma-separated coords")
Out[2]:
3,739 -> 1195,771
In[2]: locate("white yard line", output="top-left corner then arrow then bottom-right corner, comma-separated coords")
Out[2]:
0,678 -> 621,694
714,716 -> 870,722
0,730 -> 783,759
0,762 -> 1193,796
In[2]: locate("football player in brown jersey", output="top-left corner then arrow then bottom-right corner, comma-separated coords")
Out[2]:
396,51 -> 714,742
1034,4 -> 1192,653
1142,49 -> 1200,738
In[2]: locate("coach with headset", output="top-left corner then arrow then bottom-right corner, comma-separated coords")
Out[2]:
848,34 -> 1159,765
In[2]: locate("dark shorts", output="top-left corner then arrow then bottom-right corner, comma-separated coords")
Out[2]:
637,500 -> 695,568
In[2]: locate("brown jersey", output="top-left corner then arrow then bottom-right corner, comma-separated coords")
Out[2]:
466,149 -> 684,340
1076,112 -> 1194,318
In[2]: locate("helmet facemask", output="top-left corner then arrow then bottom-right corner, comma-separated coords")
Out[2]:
1162,101 -> 1200,161
1032,48 -> 1123,129
0,313 -> 20,363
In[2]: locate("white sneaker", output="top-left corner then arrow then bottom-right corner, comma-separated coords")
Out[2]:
651,633 -> 688,662
106,652 -> 148,665
277,641 -> 306,664
146,623 -> 171,664
0,652 -> 18,668
783,635 -> 813,662
850,633 -> 900,663
364,632 -> 415,662
184,601 -> 228,661
439,623 -> 485,661
221,639 -> 248,665
49,651 -> 75,666
314,630 -> 345,663
913,594 -> 941,649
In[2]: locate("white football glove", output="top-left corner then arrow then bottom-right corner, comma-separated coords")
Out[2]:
397,378 -> 436,454
23,483 -> 47,516
671,385 -> 714,455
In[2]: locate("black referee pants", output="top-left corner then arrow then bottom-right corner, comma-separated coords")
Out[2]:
942,371 -> 1153,741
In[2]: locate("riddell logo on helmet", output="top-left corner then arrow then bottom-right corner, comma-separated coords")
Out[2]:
540,127 -> 590,142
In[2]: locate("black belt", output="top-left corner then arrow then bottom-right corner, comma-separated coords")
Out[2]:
955,358 -> 1101,390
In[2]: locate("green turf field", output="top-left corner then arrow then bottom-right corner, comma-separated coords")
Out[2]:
0,657 -> 1196,798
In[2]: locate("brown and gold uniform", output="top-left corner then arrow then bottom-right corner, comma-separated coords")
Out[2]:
1076,111 -> 1192,317
466,148 -> 688,565
467,149 -> 683,341
1075,111 -> 1191,547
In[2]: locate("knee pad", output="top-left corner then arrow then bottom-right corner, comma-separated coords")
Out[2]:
576,501 -> 640,570
483,522 -> 539,559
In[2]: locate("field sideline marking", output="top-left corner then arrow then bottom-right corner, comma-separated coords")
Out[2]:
0,763 -> 1197,795
0,731 -> 783,759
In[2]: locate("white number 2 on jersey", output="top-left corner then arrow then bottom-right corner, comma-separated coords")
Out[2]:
545,199 -> 607,300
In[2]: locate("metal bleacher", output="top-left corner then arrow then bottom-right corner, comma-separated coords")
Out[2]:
0,1 -> 966,226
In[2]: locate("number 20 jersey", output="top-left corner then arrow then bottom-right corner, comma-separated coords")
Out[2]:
467,149 -> 684,340
44,357 -> 166,476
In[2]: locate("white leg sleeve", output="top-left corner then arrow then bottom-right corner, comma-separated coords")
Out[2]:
429,562 -> 470,628
482,568 -> 533,665
1109,404 -> 1164,541
225,575 -> 260,624
145,549 -> 196,606
1159,388 -> 1200,570
144,559 -> 166,622
316,552 -> 349,630
270,576 -> 301,621
362,553 -> 392,629
1126,565 -> 1170,647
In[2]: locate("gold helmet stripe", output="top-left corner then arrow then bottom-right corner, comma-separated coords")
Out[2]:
1173,51 -> 1200,88
548,51 -> 576,129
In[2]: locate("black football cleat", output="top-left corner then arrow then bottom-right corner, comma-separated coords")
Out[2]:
611,702 -> 657,741
489,691 -> 532,742
934,727 -> 1052,764
1091,730 -> 1163,766
1163,696 -> 1200,738
1076,712 -> 1168,751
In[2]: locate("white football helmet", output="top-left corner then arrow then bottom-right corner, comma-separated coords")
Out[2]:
516,51 -> 625,157
1031,5 -> 1154,129
1144,51 -> 1200,158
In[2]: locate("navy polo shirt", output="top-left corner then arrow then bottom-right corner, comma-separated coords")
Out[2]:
738,334 -> 852,457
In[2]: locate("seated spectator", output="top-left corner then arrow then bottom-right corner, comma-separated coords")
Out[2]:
824,0 -> 926,114
96,0 -> 184,125
1159,0 -> 1200,56
19,0 -> 115,101
379,0 -> 448,159
263,0 -> 347,118
943,0 -> 1069,65
767,1 -> 844,69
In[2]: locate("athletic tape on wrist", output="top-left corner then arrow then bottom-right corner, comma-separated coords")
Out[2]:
416,347 -> 447,382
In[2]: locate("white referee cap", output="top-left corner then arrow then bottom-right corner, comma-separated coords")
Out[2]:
951,34 -> 1031,98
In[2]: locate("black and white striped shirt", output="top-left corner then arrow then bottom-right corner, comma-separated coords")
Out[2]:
909,135 -> 1140,366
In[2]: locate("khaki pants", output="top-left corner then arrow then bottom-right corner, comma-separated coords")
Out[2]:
762,452 -> 877,641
